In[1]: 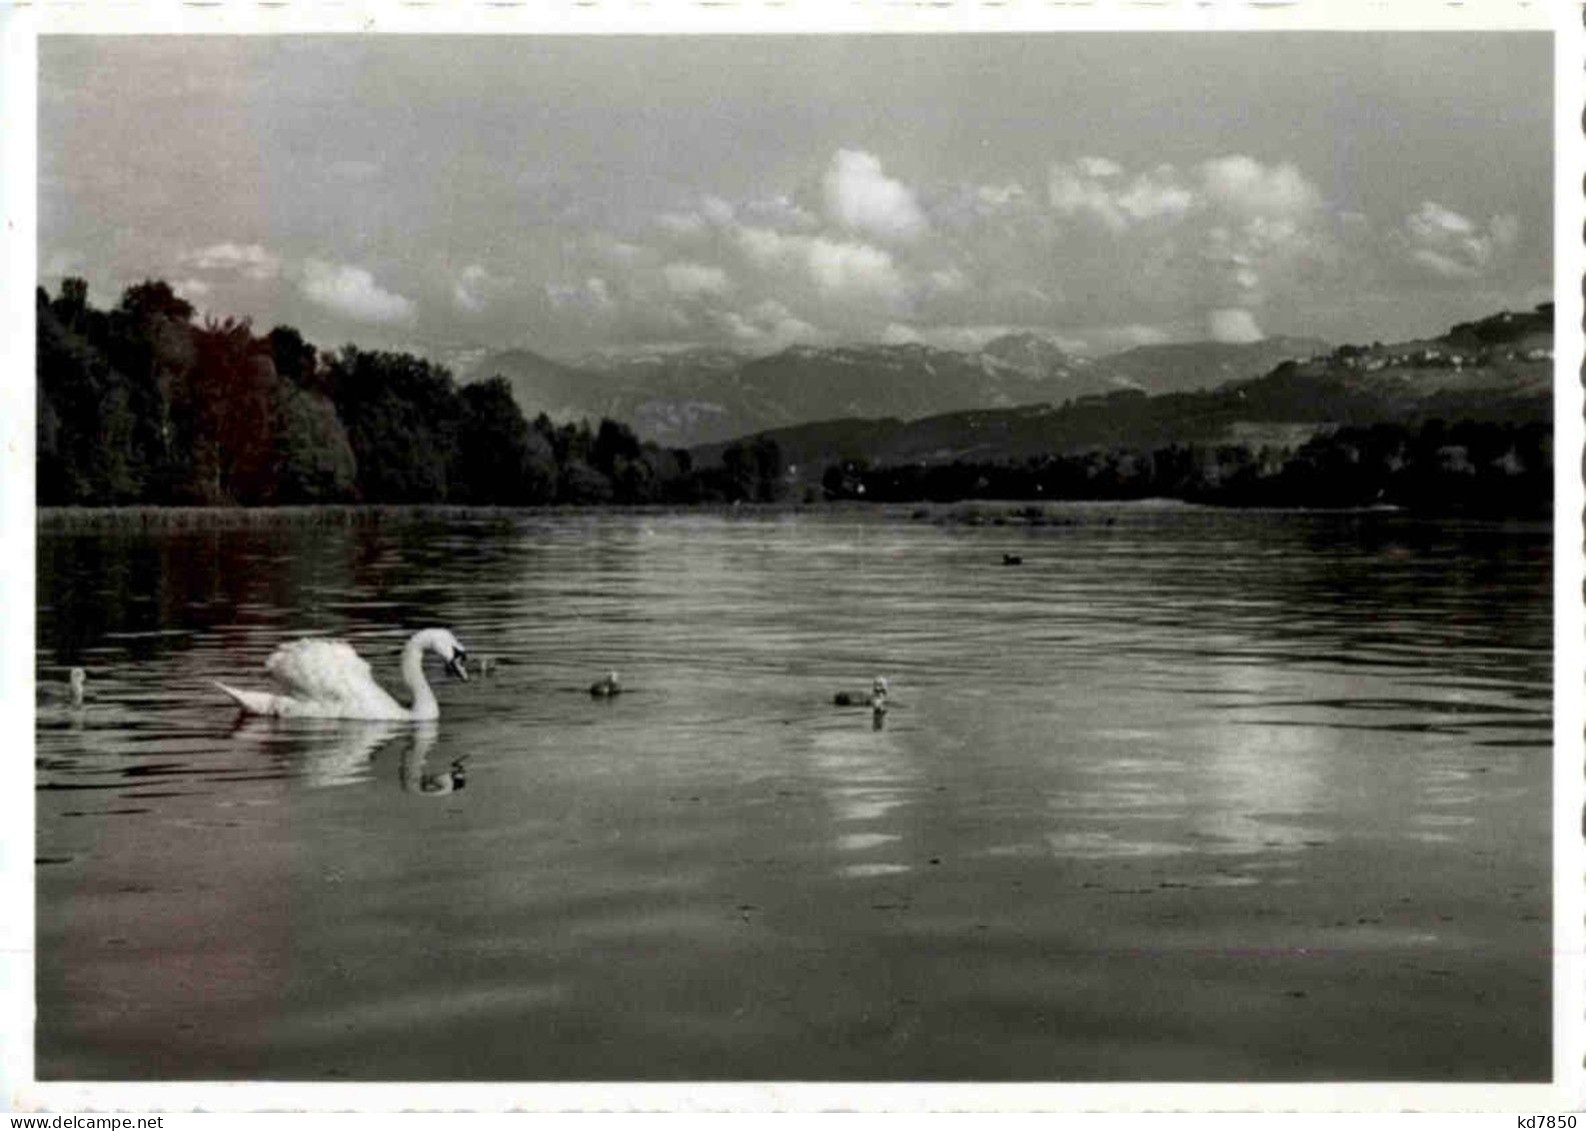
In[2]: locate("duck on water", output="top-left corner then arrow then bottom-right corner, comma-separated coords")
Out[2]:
834,677 -> 890,711
39,667 -> 88,710
37,667 -> 89,726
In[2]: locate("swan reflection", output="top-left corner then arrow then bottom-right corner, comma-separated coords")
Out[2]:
228,716 -> 468,795
397,723 -> 468,796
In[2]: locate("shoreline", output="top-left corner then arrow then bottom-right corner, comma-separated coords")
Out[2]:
33,498 -> 1550,530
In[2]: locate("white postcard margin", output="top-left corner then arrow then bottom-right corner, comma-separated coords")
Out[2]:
1,0 -> 1581,1116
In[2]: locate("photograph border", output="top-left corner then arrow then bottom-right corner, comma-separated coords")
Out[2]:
3,0 -> 1582,1113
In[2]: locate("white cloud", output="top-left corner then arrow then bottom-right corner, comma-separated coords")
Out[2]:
1403,201 -> 1519,279
453,264 -> 493,313
975,182 -> 1028,211
823,149 -> 928,242
1115,168 -> 1197,225
872,323 -> 1085,353
735,225 -> 794,270
1408,200 -> 1475,238
299,259 -> 416,324
1050,155 -> 1320,238
1077,156 -> 1123,178
743,194 -> 819,231
804,237 -> 902,298
1043,154 -> 1332,323
735,224 -> 907,304
171,277 -> 212,300
658,196 -> 737,238
519,149 -> 1514,358
713,300 -> 820,352
663,261 -> 731,298
701,196 -> 737,227
1207,307 -> 1264,343
1048,160 -> 1195,232
183,242 -> 282,280
1048,165 -> 1133,233
1198,156 -> 1321,220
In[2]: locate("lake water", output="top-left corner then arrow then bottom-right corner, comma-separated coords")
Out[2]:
34,503 -> 1553,1081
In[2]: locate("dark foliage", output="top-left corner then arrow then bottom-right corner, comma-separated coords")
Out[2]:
326,346 -> 462,503
454,378 -> 557,505
1448,303 -> 1553,348
38,278 -> 1546,517
35,277 -> 761,509
820,420 -> 1551,515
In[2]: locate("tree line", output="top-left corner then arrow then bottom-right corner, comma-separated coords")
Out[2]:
820,419 -> 1552,515
36,277 -> 1549,516
36,278 -> 784,507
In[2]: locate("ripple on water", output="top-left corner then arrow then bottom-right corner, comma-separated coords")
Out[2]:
32,506 -> 1553,1081
839,863 -> 913,878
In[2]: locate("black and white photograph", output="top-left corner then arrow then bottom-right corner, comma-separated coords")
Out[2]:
4,0 -> 1582,1113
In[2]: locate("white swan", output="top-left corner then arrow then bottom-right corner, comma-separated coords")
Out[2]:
214,628 -> 470,720
38,667 -> 87,709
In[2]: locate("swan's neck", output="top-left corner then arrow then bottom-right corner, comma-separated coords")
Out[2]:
401,635 -> 440,720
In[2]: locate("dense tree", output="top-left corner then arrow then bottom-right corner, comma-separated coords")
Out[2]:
53,277 -> 89,328
36,294 -> 142,504
818,421 -> 1550,516
558,459 -> 615,504
454,377 -> 556,504
274,383 -> 358,503
718,436 -> 785,502
101,279 -> 199,501
327,346 -> 462,503
34,277 -> 1552,518
268,325 -> 323,393
39,278 -> 745,510
181,317 -> 280,503
591,419 -> 642,476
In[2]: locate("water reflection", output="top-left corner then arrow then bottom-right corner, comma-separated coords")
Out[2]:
808,701 -> 918,880
222,716 -> 468,796
398,724 -> 468,796
35,506 -> 1553,1081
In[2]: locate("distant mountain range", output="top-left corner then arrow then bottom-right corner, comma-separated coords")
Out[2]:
466,333 -> 1329,449
692,305 -> 1554,482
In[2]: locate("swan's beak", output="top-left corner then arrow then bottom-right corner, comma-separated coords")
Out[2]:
447,652 -> 469,681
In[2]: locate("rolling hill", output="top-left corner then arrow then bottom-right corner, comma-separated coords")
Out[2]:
692,305 -> 1553,483
468,333 -> 1327,449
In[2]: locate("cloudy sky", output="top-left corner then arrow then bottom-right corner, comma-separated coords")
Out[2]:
39,34 -> 1553,363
